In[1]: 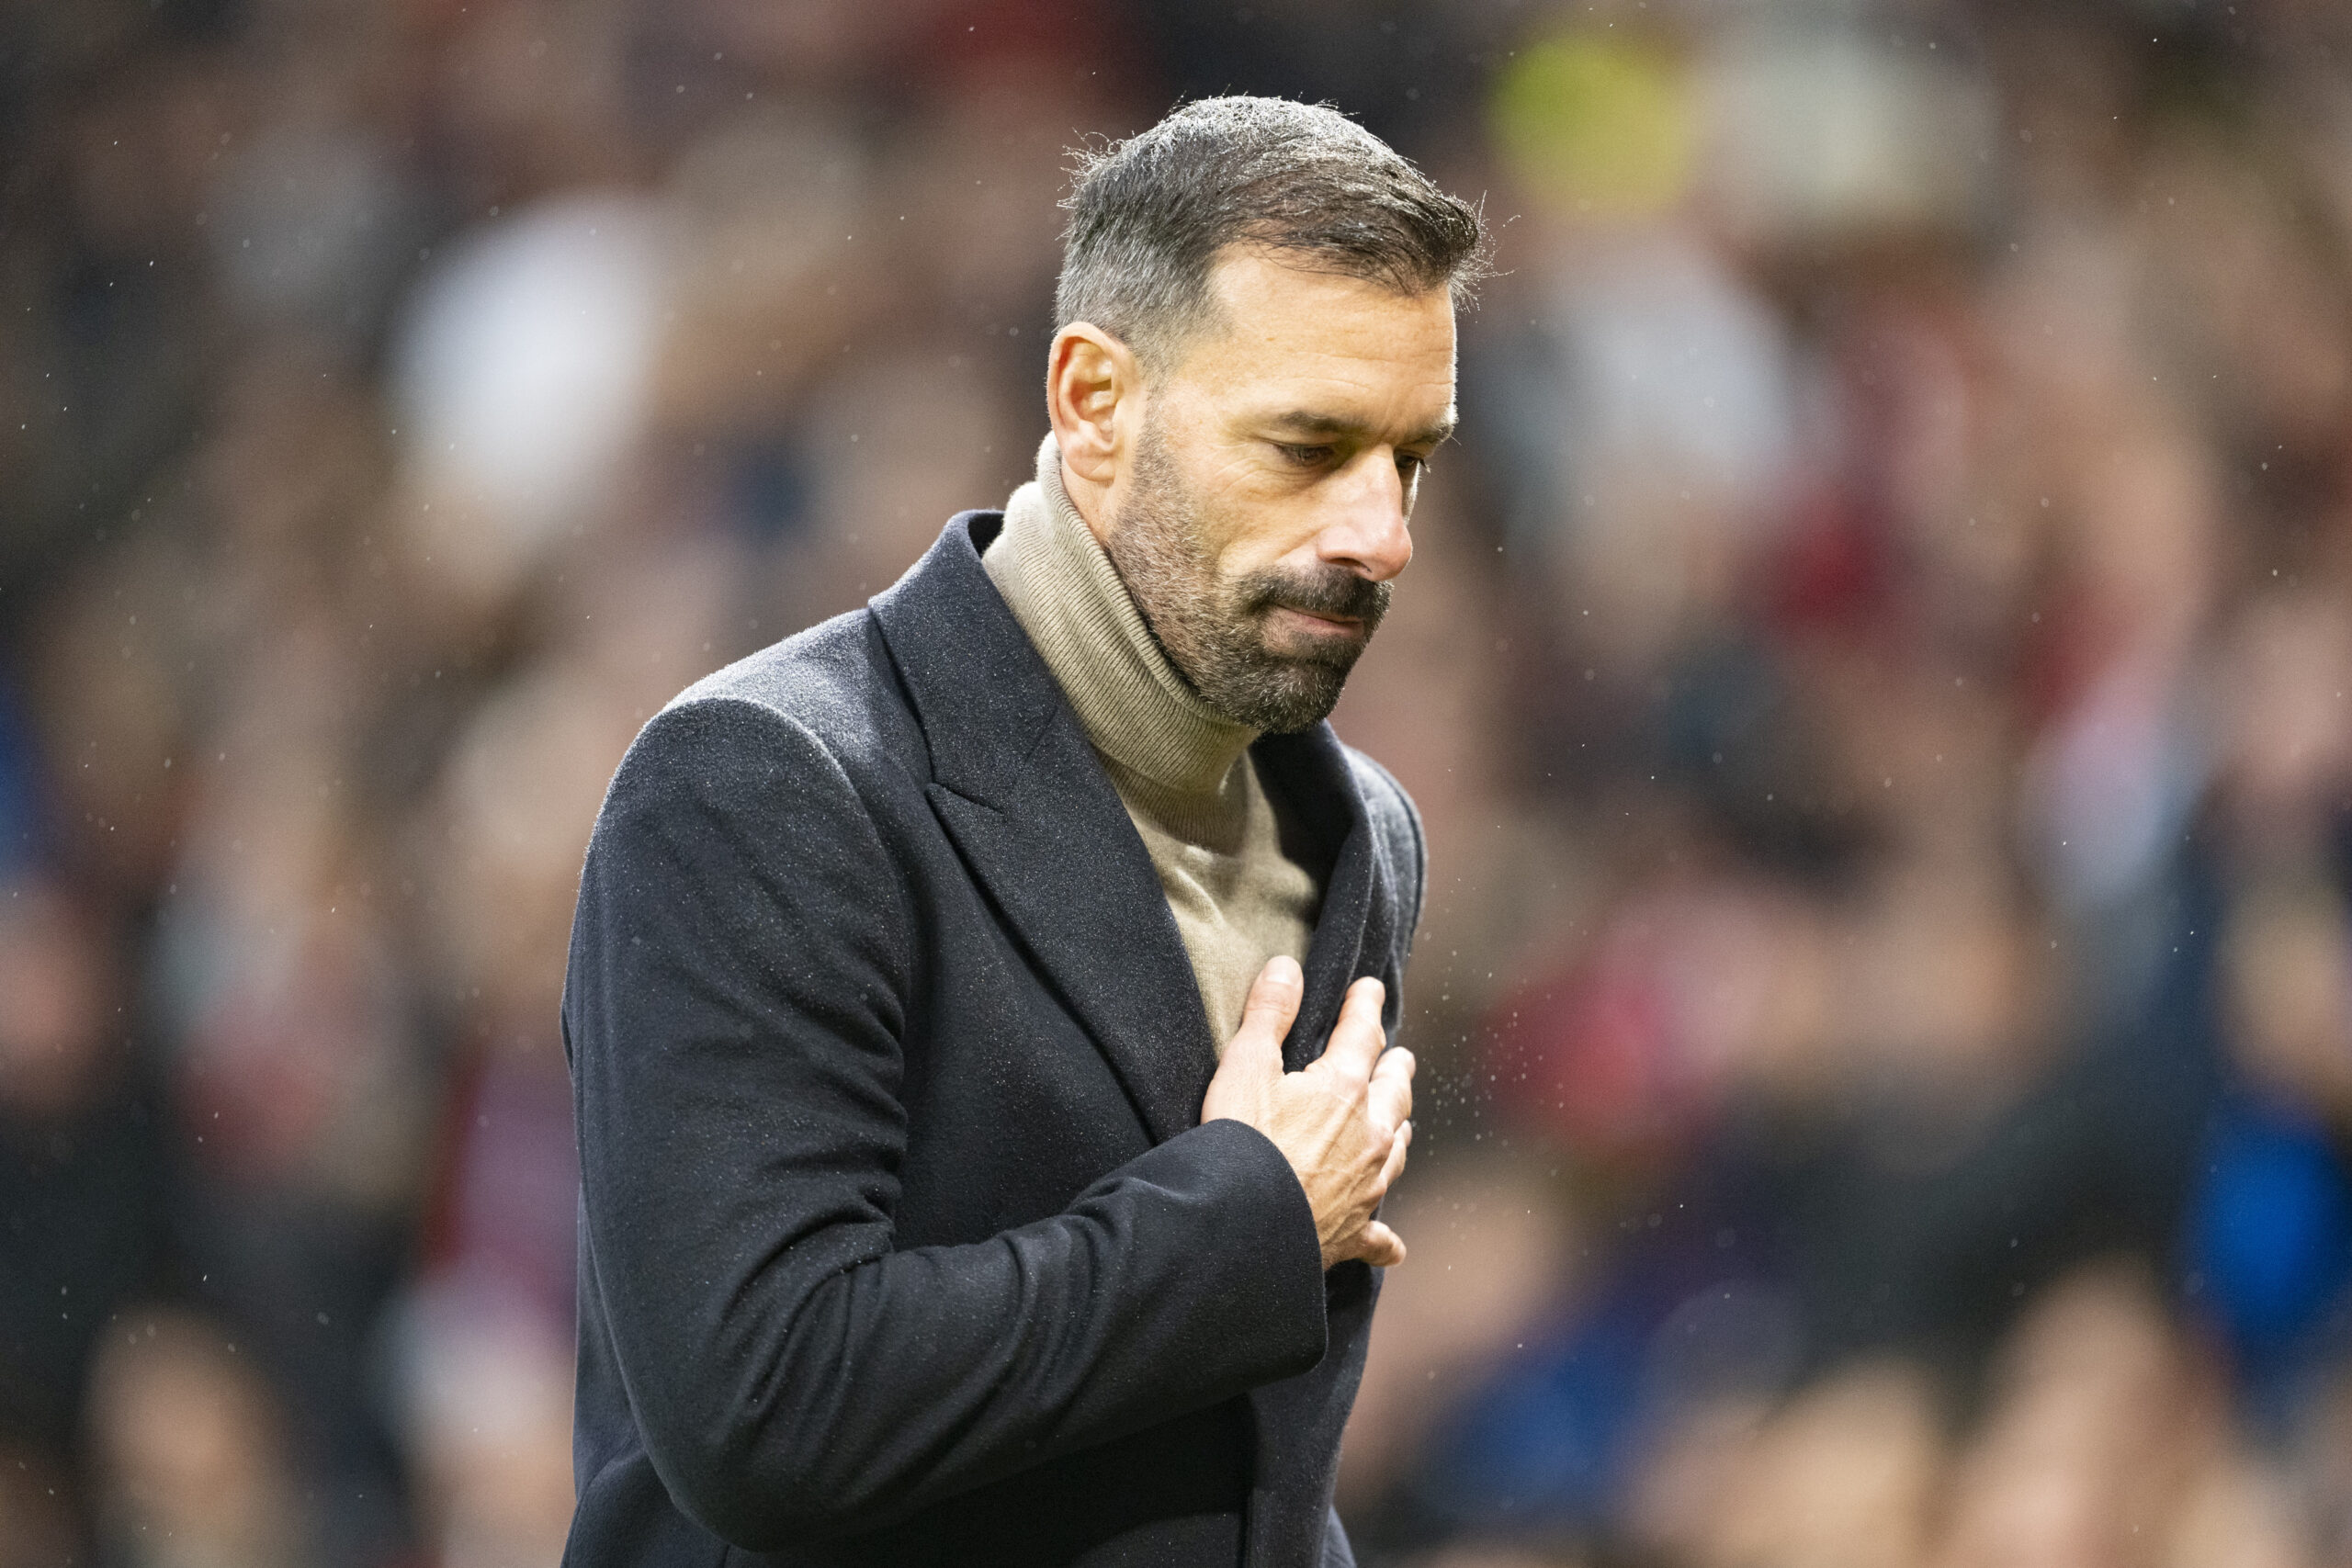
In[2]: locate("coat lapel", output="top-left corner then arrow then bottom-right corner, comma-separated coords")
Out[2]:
1251,728 -> 1394,1070
870,513 -> 1218,1145
868,513 -> 1395,1139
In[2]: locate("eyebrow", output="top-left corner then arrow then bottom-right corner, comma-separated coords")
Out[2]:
1265,409 -> 1459,449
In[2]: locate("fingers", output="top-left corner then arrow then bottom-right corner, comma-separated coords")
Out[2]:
1318,976 -> 1388,1087
1366,1046 -> 1415,1135
1204,959 -> 1304,1123
1354,1219 -> 1407,1269
1377,1119 -> 1412,1190
1225,955 -> 1303,1068
1359,1125 -> 1414,1266
1328,1122 -> 1414,1269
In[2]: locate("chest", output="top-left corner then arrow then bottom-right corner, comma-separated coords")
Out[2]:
870,789 -> 1395,1254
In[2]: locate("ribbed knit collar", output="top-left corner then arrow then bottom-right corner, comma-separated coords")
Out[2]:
983,434 -> 1258,801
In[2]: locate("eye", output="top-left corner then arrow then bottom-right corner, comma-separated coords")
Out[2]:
1275,442 -> 1335,468
1397,450 -> 1431,478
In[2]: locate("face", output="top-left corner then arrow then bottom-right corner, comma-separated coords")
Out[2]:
1098,249 -> 1457,732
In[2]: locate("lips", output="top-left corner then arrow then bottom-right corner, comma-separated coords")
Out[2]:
1244,569 -> 1391,633
1276,605 -> 1363,630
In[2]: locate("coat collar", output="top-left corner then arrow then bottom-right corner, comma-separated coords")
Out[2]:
868,512 -> 1388,1138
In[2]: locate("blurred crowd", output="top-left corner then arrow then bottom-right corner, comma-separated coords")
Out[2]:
5,1 -> 2352,1565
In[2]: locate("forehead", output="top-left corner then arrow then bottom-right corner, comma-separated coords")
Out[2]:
1169,249 -> 1457,424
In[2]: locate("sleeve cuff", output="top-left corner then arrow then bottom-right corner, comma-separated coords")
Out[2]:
1151,1117 -> 1329,1375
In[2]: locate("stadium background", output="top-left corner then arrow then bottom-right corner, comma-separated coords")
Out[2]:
6,1 -> 2352,1563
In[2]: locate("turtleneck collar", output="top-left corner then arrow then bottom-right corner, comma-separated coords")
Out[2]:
982,434 -> 1258,801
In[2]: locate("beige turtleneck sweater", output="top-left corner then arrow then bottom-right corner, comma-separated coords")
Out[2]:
984,434 -> 1322,1047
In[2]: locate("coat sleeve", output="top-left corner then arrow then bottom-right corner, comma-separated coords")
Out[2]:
565,695 -> 1328,1549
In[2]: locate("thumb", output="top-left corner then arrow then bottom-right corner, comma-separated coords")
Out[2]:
1204,958 -> 1301,1126
1223,955 -> 1302,1074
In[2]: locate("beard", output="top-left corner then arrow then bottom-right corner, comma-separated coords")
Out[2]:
1102,416 -> 1391,734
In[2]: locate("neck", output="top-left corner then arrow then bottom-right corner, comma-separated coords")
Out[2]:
984,434 -> 1257,801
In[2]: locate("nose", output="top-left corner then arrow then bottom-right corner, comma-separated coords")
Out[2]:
1316,448 -> 1415,583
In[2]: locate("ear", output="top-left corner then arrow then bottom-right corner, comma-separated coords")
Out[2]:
1046,322 -> 1142,491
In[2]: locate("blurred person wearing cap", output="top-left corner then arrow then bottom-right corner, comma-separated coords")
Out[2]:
562,97 -> 1482,1566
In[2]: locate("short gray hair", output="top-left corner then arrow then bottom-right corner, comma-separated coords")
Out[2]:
1056,96 -> 1488,373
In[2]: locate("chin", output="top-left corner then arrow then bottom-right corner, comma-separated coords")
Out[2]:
1249,661 -> 1355,733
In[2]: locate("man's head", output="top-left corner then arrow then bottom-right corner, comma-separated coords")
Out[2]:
1046,97 -> 1487,733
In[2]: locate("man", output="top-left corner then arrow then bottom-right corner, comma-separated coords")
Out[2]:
563,96 -> 1486,1567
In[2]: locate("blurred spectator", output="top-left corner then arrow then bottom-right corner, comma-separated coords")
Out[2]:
85,1308 -> 314,1568
1637,1358 -> 1944,1568
390,193 -> 673,612
0,877 -> 169,1464
389,1272 -> 575,1568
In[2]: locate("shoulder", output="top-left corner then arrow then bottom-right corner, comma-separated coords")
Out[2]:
1341,745 -> 1427,931
670,609 -> 904,755
596,609 -> 919,842
565,616 -> 921,1051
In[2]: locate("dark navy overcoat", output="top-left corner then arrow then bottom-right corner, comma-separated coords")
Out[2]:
561,510 -> 1424,1567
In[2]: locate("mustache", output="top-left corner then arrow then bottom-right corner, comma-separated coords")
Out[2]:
1240,566 -> 1392,629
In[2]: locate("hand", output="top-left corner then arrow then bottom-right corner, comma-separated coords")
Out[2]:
1201,956 -> 1416,1270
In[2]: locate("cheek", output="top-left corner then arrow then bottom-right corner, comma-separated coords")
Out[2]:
1191,498 -> 1292,580
1216,501 -> 1332,577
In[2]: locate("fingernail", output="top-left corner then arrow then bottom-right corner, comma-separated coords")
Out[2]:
1262,955 -> 1302,987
